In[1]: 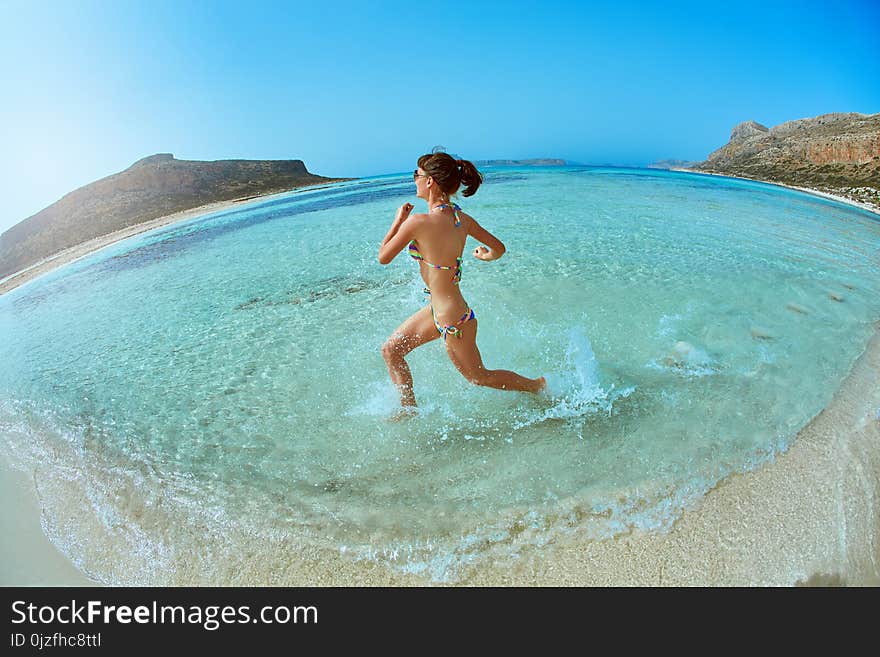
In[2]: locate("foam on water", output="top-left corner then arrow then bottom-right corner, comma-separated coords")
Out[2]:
1,167 -> 879,583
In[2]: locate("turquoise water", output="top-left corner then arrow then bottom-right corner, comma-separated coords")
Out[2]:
1,167 -> 879,582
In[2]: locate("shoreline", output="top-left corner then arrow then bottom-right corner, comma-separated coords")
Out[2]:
0,182 -> 347,297
0,456 -> 97,585
3,321 -> 877,586
462,321 -> 880,585
671,167 -> 880,218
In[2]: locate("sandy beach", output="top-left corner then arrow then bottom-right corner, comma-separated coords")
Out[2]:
671,168 -> 880,217
0,457 -> 96,585
1,172 -> 878,586
0,187 -> 321,297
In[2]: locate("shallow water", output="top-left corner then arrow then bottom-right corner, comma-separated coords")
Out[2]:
1,167 -> 879,582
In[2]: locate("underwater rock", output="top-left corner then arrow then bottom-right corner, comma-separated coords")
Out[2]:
750,326 -> 776,340
235,296 -> 263,310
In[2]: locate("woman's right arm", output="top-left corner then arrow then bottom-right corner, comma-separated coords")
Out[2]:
378,203 -> 416,264
467,215 -> 506,261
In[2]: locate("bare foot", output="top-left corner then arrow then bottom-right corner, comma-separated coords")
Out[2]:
388,406 -> 418,422
534,376 -> 547,393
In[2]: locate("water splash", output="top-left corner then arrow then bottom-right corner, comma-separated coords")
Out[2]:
517,327 -> 635,428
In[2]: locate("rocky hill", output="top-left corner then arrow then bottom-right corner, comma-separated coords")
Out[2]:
0,154 -> 347,279
688,112 -> 880,209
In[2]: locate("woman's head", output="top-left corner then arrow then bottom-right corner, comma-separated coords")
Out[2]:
414,152 -> 483,200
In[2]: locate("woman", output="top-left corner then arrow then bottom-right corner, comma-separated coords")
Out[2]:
378,152 -> 546,413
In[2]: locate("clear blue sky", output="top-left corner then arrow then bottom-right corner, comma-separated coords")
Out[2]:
1,0 -> 878,234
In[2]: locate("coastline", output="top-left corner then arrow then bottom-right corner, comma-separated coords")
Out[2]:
0,183 -> 346,297
671,167 -> 880,218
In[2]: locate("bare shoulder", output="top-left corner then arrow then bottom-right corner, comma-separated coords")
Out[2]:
406,212 -> 429,224
460,210 -> 481,232
402,212 -> 428,233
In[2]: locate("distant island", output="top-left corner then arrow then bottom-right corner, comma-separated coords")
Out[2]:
664,112 -> 880,211
0,154 -> 349,280
474,158 -> 569,166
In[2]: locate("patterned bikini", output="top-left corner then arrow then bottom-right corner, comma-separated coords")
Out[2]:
407,202 -> 476,340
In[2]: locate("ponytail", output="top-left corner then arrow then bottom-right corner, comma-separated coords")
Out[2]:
456,159 -> 483,197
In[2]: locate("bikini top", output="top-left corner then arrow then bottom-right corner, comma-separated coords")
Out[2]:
408,203 -> 464,284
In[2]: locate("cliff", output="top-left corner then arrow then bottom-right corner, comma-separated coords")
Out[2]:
0,154 -> 347,279
689,112 -> 880,210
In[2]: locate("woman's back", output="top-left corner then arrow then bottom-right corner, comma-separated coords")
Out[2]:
408,208 -> 473,303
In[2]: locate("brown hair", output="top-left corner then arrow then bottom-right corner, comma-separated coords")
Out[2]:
417,152 -> 483,198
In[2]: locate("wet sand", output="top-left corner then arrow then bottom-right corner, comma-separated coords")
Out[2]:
0,457 -> 96,585
0,175 -> 878,586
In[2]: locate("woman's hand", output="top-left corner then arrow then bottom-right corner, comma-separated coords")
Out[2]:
395,203 -> 414,222
473,246 -> 494,261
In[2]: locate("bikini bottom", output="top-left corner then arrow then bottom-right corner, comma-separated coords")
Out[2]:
423,287 -> 476,340
432,305 -> 476,340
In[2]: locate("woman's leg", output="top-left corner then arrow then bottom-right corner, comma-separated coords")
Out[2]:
381,304 -> 441,407
444,318 -> 546,393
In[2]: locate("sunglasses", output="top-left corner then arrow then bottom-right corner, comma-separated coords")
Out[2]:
413,170 -> 428,180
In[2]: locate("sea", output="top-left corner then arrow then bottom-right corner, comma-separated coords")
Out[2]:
1,166 -> 878,583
